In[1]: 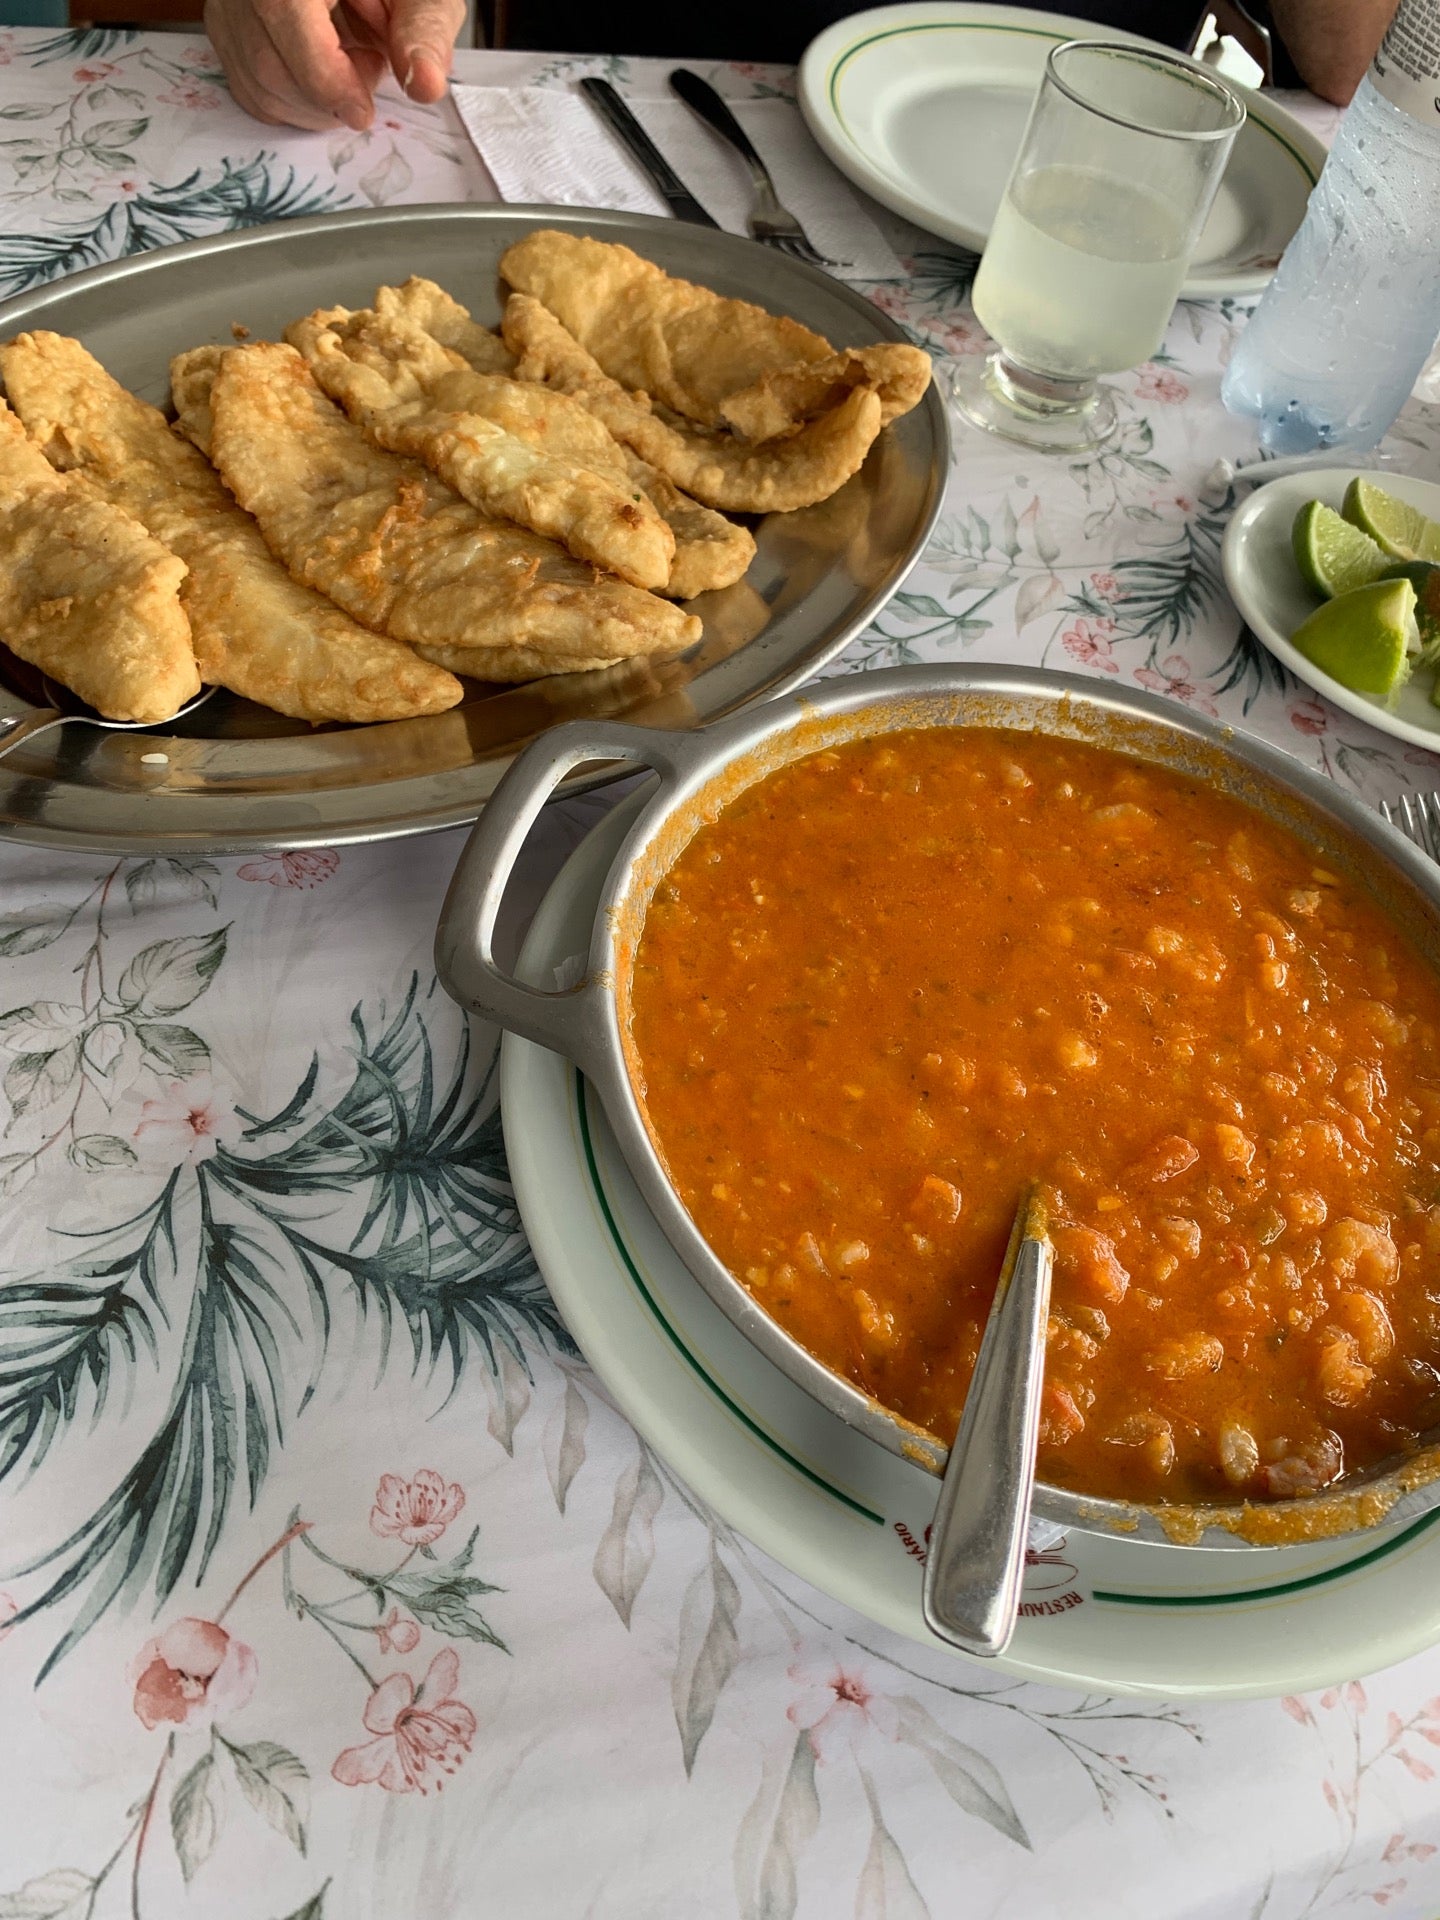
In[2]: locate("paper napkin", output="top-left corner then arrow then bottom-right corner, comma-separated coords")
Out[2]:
450,83 -> 906,281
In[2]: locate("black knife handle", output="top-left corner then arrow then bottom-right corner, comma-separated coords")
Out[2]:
579,77 -> 717,224
669,68 -> 767,177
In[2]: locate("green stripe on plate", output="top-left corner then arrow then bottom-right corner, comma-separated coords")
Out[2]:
574,1072 -> 886,1526
1093,1506 -> 1440,1606
826,22 -> 1320,189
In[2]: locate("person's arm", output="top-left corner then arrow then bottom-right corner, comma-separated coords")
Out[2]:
204,0 -> 465,131
1268,0 -> 1397,104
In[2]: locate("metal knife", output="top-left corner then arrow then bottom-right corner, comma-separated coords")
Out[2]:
578,77 -> 719,228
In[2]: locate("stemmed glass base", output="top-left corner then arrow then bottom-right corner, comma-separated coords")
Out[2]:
952,349 -> 1119,454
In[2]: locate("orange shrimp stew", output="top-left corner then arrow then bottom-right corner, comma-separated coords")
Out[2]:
625,727 -> 1440,1507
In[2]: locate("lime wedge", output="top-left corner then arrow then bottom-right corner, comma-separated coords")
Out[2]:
1381,561 -> 1440,655
1290,578 -> 1418,701
1292,500 -> 1390,597
1342,478 -> 1440,563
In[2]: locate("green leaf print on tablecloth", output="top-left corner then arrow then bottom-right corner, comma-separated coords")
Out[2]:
0,155 -> 344,297
23,26 -> 138,65
0,854 -> 570,1678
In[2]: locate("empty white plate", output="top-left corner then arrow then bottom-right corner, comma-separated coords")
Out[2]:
798,2 -> 1327,297
1222,467 -> 1440,750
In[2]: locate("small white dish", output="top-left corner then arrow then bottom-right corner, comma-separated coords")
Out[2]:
797,1 -> 1327,298
503,795 -> 1440,1699
1221,467 -> 1440,751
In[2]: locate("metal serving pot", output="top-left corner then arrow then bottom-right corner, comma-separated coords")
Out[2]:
436,664 -> 1440,1549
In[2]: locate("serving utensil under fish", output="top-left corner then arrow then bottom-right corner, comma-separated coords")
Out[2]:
920,1185 -> 1053,1658
0,645 -> 214,763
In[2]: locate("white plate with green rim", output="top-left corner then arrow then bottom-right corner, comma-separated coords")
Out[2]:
797,2 -> 1326,298
1222,468 -> 1440,751
502,793 -> 1440,1700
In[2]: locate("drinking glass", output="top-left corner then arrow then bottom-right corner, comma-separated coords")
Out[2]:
954,41 -> 1245,452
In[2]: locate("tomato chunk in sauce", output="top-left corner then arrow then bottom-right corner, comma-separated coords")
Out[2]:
625,727 -> 1440,1507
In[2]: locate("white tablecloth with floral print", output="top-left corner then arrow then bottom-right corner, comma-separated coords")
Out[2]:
2,29 -> 1440,1920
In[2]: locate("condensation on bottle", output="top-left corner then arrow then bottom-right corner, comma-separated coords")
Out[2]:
1221,0 -> 1440,455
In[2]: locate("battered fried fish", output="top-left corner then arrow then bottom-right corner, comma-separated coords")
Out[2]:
169,343 -> 223,454
620,455 -> 755,601
498,230 -> 931,438
499,229 -> 831,429
0,331 -> 463,725
0,399 -> 197,724
718,345 -> 932,441
366,285 -> 760,592
285,305 -> 676,591
206,342 -> 699,673
373,276 -> 515,375
501,293 -> 882,515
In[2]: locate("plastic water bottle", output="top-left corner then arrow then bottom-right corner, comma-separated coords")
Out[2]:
1221,0 -> 1440,455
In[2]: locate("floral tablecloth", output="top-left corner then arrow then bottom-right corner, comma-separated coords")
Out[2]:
3,29 -> 1440,1920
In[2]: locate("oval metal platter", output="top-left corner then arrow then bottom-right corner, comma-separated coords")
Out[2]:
0,202 -> 948,854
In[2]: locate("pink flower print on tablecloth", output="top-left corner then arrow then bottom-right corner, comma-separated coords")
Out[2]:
332,1648 -> 476,1793
1290,699 -> 1329,737
73,61 -> 121,82
0,1592 -> 17,1641
236,848 -> 341,889
787,1660 -> 899,1763
134,1075 -> 237,1165
937,318 -> 987,356
377,1608 -> 421,1655
371,1469 -> 465,1547
1136,366 -> 1189,405
1062,619 -> 1120,674
729,60 -> 796,95
131,1618 -> 258,1730
1384,1832 -> 1438,1865
1089,571 -> 1119,600
1134,654 -> 1218,717
155,77 -> 223,111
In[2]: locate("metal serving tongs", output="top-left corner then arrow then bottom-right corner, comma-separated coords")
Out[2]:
0,645 -> 214,765
923,1185 -> 1054,1658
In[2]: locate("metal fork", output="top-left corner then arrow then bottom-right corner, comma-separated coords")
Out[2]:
1379,790 -> 1440,860
668,68 -> 852,272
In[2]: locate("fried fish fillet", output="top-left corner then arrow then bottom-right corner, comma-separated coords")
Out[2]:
354,288 -> 755,598
718,345 -> 932,441
498,230 -> 931,439
285,305 -> 676,590
620,455 -> 755,600
499,230 -> 833,429
206,342 -> 699,673
373,276 -> 515,375
0,399 -> 197,723
169,343 -> 222,454
501,293 -> 882,515
0,330 -> 463,724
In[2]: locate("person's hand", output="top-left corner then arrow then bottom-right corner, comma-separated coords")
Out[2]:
203,0 -> 465,132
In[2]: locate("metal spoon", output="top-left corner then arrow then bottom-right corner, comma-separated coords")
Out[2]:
0,648 -> 214,765
922,1184 -> 1054,1658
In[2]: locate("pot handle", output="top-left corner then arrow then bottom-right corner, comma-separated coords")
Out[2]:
435,719 -> 696,1068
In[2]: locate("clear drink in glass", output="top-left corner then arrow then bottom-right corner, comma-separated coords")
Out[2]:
955,41 -> 1244,452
